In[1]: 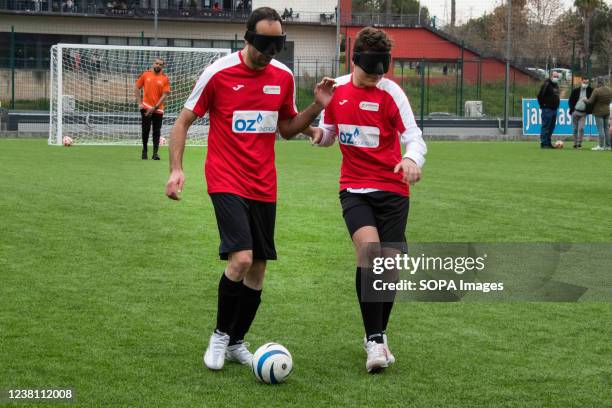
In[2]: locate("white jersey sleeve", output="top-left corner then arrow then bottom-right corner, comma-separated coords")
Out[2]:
317,108 -> 337,147
378,79 -> 427,168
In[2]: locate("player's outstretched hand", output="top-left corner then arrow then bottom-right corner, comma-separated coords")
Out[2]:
166,169 -> 185,200
314,77 -> 336,108
310,127 -> 324,145
394,158 -> 421,185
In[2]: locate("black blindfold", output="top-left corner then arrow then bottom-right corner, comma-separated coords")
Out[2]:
244,31 -> 286,56
352,52 -> 391,75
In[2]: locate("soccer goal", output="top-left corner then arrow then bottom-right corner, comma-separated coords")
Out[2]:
49,44 -> 230,146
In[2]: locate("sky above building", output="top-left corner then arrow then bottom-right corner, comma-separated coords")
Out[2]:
421,0 -> 584,25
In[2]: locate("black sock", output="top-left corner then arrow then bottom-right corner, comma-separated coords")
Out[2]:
215,272 -> 243,336
229,284 -> 262,346
382,301 -> 394,333
356,267 -> 384,344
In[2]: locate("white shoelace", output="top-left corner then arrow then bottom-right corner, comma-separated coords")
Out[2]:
367,342 -> 386,359
232,342 -> 252,360
211,334 -> 229,354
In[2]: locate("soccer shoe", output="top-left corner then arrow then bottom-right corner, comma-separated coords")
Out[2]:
365,341 -> 389,373
383,334 -> 396,364
203,331 -> 230,370
152,153 -> 160,160
364,335 -> 395,364
591,146 -> 604,151
141,151 -> 148,160
225,342 -> 253,365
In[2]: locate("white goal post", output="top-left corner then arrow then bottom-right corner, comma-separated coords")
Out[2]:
49,43 -> 230,146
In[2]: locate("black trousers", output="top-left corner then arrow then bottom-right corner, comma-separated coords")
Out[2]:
140,109 -> 163,153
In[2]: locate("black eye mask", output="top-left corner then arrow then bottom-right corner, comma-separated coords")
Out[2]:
244,31 -> 286,56
352,52 -> 391,75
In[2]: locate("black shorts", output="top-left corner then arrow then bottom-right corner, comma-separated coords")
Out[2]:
210,193 -> 277,261
339,189 -> 409,243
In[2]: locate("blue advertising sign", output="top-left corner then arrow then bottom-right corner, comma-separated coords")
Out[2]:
522,98 -> 599,136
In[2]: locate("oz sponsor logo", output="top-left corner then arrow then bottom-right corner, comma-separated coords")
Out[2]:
232,110 -> 278,133
338,124 -> 380,148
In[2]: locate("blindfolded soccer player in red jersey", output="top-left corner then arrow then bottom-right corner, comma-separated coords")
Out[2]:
166,7 -> 333,371
314,27 -> 427,373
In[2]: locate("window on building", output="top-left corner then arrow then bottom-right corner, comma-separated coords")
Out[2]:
193,39 -> 213,48
108,37 -> 128,45
128,37 -> 146,46
173,39 -> 192,47
212,40 -> 231,49
87,37 -> 107,45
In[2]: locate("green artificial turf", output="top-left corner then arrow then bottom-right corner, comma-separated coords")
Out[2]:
1,139 -> 611,407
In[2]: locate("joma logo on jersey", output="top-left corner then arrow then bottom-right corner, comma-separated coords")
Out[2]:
338,124 -> 380,148
232,110 -> 278,133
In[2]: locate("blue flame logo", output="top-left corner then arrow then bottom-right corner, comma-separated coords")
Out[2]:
257,113 -> 263,123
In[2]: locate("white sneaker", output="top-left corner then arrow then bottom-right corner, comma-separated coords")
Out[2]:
225,342 -> 253,365
383,334 -> 396,364
591,146 -> 604,151
363,334 -> 395,364
365,341 -> 389,373
203,331 -> 230,370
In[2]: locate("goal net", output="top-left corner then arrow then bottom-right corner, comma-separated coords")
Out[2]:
49,44 -> 230,146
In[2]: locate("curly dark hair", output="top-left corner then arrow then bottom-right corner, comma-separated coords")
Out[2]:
353,27 -> 392,53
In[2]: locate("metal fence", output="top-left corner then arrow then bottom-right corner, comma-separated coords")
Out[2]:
2,10 -> 610,130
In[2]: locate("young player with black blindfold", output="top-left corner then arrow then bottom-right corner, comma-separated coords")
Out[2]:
314,27 -> 427,373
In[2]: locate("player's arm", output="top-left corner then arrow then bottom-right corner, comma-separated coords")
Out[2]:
146,91 -> 170,116
277,77 -> 335,139
167,68 -> 211,200
134,87 -> 143,108
391,88 -> 427,185
153,80 -> 171,112
155,91 -> 170,109
584,88 -> 597,105
277,102 -> 323,139
135,74 -> 144,108
312,107 -> 336,146
166,108 -> 197,200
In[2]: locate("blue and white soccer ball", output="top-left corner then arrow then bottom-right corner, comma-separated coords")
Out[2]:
251,343 -> 293,384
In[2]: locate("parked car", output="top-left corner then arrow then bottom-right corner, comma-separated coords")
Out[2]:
526,67 -> 548,79
550,68 -> 572,82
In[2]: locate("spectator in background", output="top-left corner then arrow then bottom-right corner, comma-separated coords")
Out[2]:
135,58 -> 171,160
212,1 -> 220,12
568,77 -> 592,149
537,71 -> 561,149
586,77 -> 612,151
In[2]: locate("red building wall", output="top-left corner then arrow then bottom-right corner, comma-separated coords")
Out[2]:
343,26 -> 533,85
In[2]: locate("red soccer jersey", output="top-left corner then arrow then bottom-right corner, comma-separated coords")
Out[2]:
319,74 -> 425,197
184,52 -> 297,202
